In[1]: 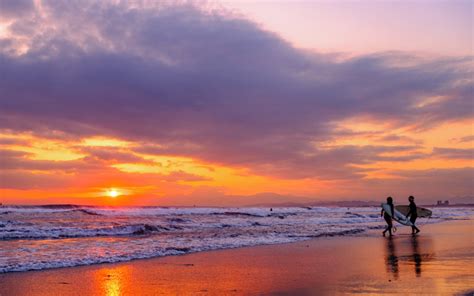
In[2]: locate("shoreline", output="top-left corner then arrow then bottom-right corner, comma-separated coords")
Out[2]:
1,218 -> 473,295
1,227 -> 371,274
4,206 -> 471,274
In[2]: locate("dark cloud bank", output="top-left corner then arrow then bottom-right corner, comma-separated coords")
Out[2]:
0,1 -> 472,198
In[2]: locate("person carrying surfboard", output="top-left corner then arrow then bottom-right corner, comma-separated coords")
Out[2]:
381,196 -> 395,237
406,196 -> 421,234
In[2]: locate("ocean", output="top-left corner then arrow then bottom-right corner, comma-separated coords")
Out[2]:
1,205 -> 472,273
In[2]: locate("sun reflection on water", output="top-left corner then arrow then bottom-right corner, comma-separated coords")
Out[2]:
96,266 -> 128,296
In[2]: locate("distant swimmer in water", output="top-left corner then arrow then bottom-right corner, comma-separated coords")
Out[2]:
381,196 -> 394,237
406,195 -> 421,234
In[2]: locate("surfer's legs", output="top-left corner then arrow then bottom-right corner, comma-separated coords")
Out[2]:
383,226 -> 392,236
410,218 -> 420,234
410,216 -> 420,234
383,216 -> 393,236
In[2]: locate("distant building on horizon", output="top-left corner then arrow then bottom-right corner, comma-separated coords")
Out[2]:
436,200 -> 450,206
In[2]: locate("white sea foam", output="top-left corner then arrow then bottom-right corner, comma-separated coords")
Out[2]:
0,206 -> 472,273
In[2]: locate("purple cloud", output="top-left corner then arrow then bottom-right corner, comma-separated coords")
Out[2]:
0,1 -> 472,181
432,147 -> 474,159
0,0 -> 34,19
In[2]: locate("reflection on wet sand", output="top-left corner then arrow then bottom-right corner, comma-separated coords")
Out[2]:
384,235 -> 435,279
94,266 -> 130,296
411,235 -> 422,277
385,237 -> 399,279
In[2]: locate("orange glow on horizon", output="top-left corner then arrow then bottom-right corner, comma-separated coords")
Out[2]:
1,116 -> 473,206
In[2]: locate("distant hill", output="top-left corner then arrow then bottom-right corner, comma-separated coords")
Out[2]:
246,200 -> 380,208
312,200 -> 381,207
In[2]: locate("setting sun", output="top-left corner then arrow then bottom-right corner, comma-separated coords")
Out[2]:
107,189 -> 120,198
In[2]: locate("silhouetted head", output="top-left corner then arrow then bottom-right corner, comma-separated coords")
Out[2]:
409,195 -> 415,202
387,196 -> 393,204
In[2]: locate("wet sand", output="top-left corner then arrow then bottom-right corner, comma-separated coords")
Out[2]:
1,219 -> 472,295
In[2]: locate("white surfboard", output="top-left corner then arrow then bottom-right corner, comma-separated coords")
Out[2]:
395,205 -> 432,218
382,203 -> 413,226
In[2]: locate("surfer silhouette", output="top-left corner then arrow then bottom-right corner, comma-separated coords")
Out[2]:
381,196 -> 394,237
406,195 -> 421,234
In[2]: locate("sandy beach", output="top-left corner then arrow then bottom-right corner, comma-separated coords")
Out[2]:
0,218 -> 472,295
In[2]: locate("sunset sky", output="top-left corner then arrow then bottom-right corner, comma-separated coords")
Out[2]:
0,0 -> 472,206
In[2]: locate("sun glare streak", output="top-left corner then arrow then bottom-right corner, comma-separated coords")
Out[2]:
13,144 -> 85,161
82,137 -> 131,147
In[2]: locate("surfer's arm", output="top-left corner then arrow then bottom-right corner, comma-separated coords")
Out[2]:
381,209 -> 384,217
